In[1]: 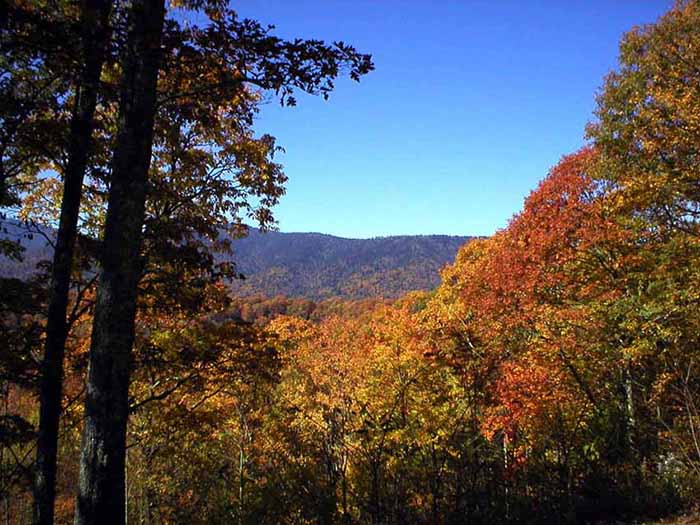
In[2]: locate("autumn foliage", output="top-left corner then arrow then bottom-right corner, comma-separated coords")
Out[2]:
2,1 -> 700,524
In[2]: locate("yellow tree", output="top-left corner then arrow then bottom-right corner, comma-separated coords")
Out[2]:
588,0 -> 700,496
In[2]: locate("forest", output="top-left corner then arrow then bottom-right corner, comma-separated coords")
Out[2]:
1,0 -> 700,524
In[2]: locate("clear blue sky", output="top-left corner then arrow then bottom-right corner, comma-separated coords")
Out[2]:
234,0 -> 672,238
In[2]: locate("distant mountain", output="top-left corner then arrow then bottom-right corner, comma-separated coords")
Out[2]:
0,220 -> 472,299
229,228 -> 472,299
0,220 -> 54,281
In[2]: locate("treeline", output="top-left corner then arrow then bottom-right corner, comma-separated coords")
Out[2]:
221,295 -> 393,324
2,1 -> 700,524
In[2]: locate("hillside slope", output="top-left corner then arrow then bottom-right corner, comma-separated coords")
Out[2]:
230,228 -> 472,299
0,221 -> 472,299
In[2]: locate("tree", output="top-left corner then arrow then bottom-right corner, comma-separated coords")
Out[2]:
125,304 -> 280,524
75,0 -> 167,522
75,4 -> 373,523
588,0 -> 700,496
33,2 -> 112,523
419,149 -> 677,519
0,277 -> 45,523
587,0 -> 700,236
0,1 -> 75,258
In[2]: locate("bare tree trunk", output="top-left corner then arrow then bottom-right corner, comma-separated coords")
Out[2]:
623,360 -> 636,451
1,382 -> 10,525
369,460 -> 381,525
74,1 -> 165,523
341,474 -> 349,524
33,3 -> 112,524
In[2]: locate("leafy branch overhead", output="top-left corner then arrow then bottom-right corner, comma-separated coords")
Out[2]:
161,9 -> 374,107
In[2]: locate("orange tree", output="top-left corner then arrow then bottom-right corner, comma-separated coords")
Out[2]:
420,148 -> 678,520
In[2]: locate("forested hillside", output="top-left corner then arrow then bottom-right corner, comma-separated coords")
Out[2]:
230,229 -> 472,298
0,223 -> 471,298
2,1 -> 700,525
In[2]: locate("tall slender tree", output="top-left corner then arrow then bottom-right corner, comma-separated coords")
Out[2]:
33,2 -> 112,524
74,4 -> 372,522
74,0 -> 166,522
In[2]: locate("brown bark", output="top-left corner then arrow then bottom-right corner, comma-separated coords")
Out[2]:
74,0 -> 165,523
33,2 -> 112,524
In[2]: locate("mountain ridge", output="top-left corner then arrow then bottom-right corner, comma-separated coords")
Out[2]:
228,227 -> 472,299
0,220 -> 473,299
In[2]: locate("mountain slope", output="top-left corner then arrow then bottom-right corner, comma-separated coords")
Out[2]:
229,229 -> 472,299
0,221 -> 472,299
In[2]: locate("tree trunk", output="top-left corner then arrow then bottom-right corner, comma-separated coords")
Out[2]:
623,360 -> 636,450
74,1 -> 165,523
33,2 -> 112,524
369,461 -> 381,525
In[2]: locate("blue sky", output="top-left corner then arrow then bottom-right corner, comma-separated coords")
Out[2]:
234,0 -> 672,238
